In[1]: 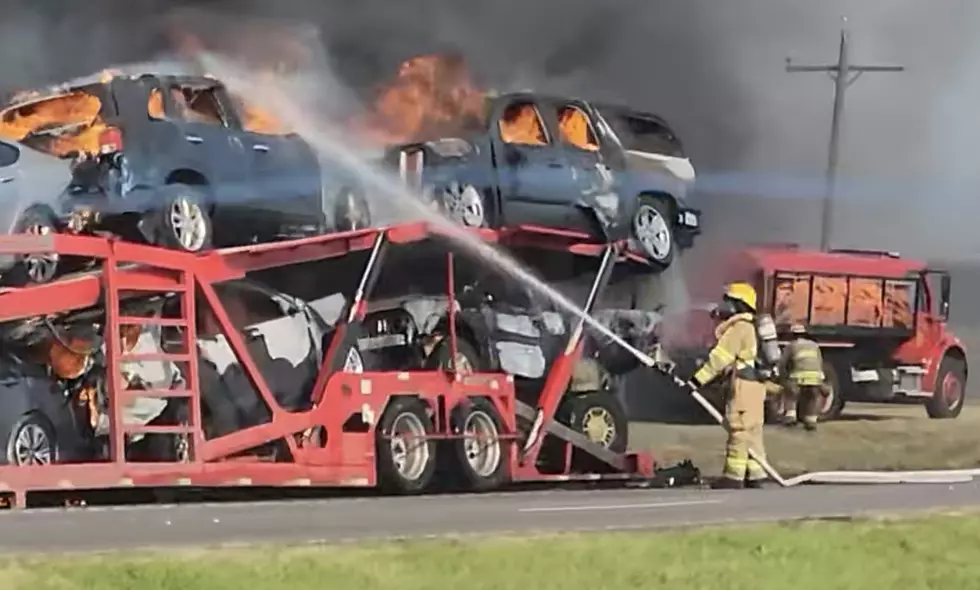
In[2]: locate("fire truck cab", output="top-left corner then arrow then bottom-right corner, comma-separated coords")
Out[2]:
677,245 -> 966,421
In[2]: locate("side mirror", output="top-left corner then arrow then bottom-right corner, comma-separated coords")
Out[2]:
940,274 -> 951,321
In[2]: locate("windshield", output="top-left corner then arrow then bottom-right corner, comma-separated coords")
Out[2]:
0,89 -> 106,158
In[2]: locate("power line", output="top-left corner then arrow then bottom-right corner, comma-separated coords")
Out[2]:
786,18 -> 904,251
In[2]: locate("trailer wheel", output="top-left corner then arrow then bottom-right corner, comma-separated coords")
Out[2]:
818,361 -> 846,422
926,356 -> 966,419
5,413 -> 57,466
376,398 -> 437,494
450,398 -> 509,491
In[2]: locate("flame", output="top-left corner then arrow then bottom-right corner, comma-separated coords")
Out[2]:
357,53 -> 488,145
499,103 -> 548,146
558,106 -> 598,151
0,91 -> 107,158
231,93 -> 289,135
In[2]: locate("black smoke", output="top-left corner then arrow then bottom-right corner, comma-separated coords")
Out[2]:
3,0 -> 980,257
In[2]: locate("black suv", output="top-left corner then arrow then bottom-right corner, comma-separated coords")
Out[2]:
0,71 -> 369,264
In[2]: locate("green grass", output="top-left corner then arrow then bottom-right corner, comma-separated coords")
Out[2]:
5,512 -> 980,590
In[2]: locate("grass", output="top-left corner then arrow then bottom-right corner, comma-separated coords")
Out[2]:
631,403 -> 980,476
4,512 -> 980,589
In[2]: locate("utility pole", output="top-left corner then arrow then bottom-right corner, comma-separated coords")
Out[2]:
786,18 -> 904,251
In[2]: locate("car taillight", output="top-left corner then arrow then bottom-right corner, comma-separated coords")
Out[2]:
98,127 -> 123,154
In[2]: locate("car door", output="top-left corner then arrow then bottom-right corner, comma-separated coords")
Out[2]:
490,97 -> 578,228
553,100 -> 619,233
222,90 -> 321,236
161,81 -> 254,234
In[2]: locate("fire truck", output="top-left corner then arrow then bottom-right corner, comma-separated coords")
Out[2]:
0,222 -> 659,508
668,245 -> 966,421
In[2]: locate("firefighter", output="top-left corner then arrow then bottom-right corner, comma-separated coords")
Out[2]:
689,282 -> 769,489
776,323 -> 827,431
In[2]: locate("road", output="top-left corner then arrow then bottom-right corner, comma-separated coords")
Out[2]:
1,480 -> 979,553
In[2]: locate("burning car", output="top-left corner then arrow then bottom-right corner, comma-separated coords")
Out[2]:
0,280 -> 366,466
361,55 -> 700,272
0,69 -> 370,283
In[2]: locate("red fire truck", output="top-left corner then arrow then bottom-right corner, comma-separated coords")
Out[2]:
669,245 -> 966,421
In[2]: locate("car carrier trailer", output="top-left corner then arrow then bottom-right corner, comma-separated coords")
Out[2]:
0,222 -> 655,508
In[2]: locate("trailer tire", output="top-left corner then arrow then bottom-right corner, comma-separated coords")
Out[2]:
376,397 -> 438,494
926,356 -> 966,419
449,398 -> 509,492
818,360 -> 846,422
560,391 -> 629,472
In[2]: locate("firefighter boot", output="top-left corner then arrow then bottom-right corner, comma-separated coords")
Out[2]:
711,477 -> 744,490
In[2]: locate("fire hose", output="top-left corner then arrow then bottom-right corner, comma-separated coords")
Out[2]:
595,315 -> 979,486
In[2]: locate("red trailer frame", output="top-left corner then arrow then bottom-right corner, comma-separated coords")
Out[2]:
0,223 -> 654,507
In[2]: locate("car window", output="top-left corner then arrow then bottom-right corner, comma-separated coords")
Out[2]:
147,88 -> 165,120
498,102 -> 548,146
0,142 -> 18,167
167,84 -> 228,127
608,111 -> 685,157
556,105 -> 599,152
229,93 -> 289,135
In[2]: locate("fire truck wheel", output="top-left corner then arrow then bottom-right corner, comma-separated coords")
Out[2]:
927,356 -> 967,419
376,397 -> 438,494
818,360 -> 846,422
13,205 -> 61,284
449,398 -> 510,492
154,184 -> 213,253
5,413 -> 57,466
561,391 -> 629,472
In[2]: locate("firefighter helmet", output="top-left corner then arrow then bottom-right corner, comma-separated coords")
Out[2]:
790,323 -> 807,335
724,282 -> 757,312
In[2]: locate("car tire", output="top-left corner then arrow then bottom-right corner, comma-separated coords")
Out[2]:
332,187 -> 371,232
559,391 -> 629,472
375,397 -> 438,494
13,205 -> 61,284
448,398 -> 510,492
926,356 -> 966,419
5,412 -> 57,466
154,184 -> 213,252
631,195 -> 675,271
424,336 -> 484,374
427,181 -> 487,228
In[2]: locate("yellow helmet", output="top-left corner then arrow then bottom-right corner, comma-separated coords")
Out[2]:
790,323 -> 807,335
724,282 -> 757,312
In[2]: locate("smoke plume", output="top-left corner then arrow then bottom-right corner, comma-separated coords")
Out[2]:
1,0 -> 979,259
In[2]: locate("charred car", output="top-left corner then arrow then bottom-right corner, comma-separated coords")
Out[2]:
359,282 -> 662,469
0,70 -> 370,283
388,93 -> 700,272
0,280 -> 366,465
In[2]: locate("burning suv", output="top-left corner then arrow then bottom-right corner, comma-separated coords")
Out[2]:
0,70 -> 370,283
390,94 -> 700,273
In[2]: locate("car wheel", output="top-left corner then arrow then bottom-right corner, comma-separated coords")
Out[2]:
156,184 -> 213,252
13,205 -> 60,284
333,188 -> 371,231
560,391 -> 629,472
424,336 -> 484,373
449,398 -> 510,492
926,355 -> 966,419
428,182 -> 486,228
5,413 -> 57,466
631,196 -> 675,270
375,397 -> 438,494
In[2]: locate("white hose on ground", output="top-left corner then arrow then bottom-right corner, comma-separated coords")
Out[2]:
602,325 -> 978,487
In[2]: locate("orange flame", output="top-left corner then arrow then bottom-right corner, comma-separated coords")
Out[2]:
0,91 -> 108,158
356,53 -> 488,145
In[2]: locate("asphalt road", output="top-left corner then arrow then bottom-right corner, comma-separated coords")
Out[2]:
2,481 -> 979,553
